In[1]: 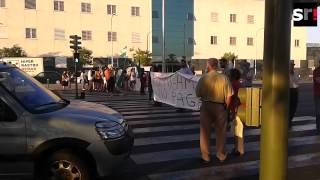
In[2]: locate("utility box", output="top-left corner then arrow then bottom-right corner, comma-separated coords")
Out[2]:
237,87 -> 262,127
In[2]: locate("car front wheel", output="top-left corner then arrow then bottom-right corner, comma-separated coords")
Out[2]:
41,150 -> 91,180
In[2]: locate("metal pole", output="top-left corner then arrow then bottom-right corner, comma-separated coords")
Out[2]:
147,31 -> 151,52
74,58 -> 78,98
161,0 -> 166,72
260,0 -> 292,179
111,14 -> 114,67
184,23 -> 186,58
255,28 -> 264,78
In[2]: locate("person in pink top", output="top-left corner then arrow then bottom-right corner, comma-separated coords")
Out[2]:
313,61 -> 320,134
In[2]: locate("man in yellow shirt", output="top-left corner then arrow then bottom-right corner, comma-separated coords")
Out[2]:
196,58 -> 233,163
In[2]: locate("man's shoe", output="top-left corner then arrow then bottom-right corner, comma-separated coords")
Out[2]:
200,158 -> 210,164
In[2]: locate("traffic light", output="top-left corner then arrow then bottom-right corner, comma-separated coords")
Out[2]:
73,52 -> 80,63
70,35 -> 81,52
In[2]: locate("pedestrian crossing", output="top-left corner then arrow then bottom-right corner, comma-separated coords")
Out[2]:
59,91 -> 320,180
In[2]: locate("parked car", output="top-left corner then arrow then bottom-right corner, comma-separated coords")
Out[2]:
0,62 -> 134,180
34,71 -> 61,84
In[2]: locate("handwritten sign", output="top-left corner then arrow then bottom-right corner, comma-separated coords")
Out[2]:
151,72 -> 202,110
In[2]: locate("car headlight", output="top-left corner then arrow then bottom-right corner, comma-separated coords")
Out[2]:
95,120 -> 127,140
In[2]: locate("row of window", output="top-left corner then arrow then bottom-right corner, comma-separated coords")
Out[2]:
152,35 -> 301,48
209,36 -> 300,47
152,10 -> 255,24
0,0 -> 141,16
25,28 -> 145,43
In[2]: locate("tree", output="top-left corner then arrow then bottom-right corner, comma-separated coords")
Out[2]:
166,53 -> 179,63
77,47 -> 93,65
133,49 -> 151,66
0,44 -> 27,58
221,52 -> 238,62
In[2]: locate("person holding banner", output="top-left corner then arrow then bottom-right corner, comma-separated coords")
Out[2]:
196,58 -> 233,163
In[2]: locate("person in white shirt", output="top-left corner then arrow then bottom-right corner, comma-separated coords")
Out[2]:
129,68 -> 137,91
289,62 -> 299,128
87,69 -> 93,91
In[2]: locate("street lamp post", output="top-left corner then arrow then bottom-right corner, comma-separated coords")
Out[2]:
161,0 -> 166,72
147,31 -> 151,52
255,27 -> 264,78
111,13 -> 116,67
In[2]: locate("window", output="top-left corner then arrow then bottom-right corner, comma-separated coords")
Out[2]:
0,0 -> 5,7
187,13 -> 196,21
82,31 -> 92,40
230,14 -> 237,23
132,32 -> 141,43
188,38 -> 195,45
295,39 -> 300,47
26,28 -> 37,39
247,37 -> 254,46
247,15 -> 254,24
210,36 -> 217,45
108,32 -> 117,42
230,37 -> 236,45
131,7 -> 140,16
54,29 -> 65,40
0,99 -> 17,122
107,4 -> 116,15
152,36 -> 159,43
54,1 -> 64,11
152,11 -> 159,18
81,3 -> 91,13
211,12 -> 218,22
25,0 -> 36,9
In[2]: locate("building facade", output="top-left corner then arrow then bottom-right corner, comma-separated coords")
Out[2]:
0,0 -> 151,65
152,0 -> 194,62
307,43 -> 320,70
194,0 -> 307,67
152,0 -> 307,68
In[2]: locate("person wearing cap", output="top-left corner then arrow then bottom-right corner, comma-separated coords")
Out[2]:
196,58 -> 233,163
289,61 -> 299,129
313,61 -> 320,134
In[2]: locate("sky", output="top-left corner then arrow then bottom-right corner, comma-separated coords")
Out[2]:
307,7 -> 320,43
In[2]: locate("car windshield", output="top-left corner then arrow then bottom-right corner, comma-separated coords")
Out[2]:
0,67 -> 64,112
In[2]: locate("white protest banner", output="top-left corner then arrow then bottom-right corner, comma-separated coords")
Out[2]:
151,72 -> 202,110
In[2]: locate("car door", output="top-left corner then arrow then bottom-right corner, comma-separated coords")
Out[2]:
0,87 -> 27,155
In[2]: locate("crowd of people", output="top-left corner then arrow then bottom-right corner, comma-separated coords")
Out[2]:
60,65 -> 153,95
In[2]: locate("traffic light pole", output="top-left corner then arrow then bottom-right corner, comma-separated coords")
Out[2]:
260,0 -> 292,179
74,53 -> 79,99
69,35 -> 82,99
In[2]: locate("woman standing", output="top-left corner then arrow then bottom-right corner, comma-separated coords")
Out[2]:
289,62 -> 299,129
129,68 -> 137,91
61,71 -> 69,90
229,68 -> 245,156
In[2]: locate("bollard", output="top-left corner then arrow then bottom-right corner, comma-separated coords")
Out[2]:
47,79 -> 50,88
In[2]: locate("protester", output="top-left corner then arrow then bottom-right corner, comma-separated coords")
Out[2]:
196,58 -> 233,163
104,66 -> 111,92
289,62 -> 299,129
229,68 -> 244,156
129,68 -> 137,91
61,71 -> 69,90
108,67 -> 115,93
123,70 -> 129,91
88,69 -> 93,92
140,69 -> 147,95
220,58 -> 232,77
148,67 -> 154,101
80,70 -> 86,91
313,61 -> 320,134
178,59 -> 194,75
